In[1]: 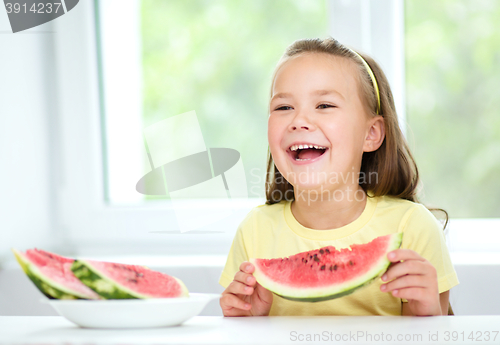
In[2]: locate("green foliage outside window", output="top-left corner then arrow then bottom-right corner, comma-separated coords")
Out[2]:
405,0 -> 500,217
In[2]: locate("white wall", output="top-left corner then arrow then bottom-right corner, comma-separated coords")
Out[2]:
0,4 -> 56,263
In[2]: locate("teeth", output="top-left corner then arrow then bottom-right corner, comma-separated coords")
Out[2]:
289,144 -> 327,151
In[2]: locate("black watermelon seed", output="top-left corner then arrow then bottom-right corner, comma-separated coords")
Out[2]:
304,259 -> 308,264
326,249 -> 330,254
314,256 -> 320,262
319,249 -> 324,254
310,264 -> 313,268
309,255 -> 313,259
320,265 -> 326,270
329,265 -> 333,271
333,265 -> 338,271
349,260 -> 354,266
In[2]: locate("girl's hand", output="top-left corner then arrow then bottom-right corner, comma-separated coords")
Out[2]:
380,249 -> 442,316
220,261 -> 273,316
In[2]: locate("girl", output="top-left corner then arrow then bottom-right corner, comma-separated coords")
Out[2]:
219,37 -> 458,316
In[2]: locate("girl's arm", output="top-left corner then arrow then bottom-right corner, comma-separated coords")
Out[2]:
401,291 -> 450,316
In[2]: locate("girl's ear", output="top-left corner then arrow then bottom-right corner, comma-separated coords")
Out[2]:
363,116 -> 385,152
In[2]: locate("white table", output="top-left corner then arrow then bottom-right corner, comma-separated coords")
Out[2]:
1,315 -> 500,344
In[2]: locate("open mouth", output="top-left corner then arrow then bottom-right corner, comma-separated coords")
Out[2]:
289,144 -> 328,161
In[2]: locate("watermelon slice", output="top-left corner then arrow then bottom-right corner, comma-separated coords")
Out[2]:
11,248 -> 101,300
71,260 -> 189,299
250,233 -> 403,302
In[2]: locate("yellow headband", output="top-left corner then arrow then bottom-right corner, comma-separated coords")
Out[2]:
351,50 -> 381,115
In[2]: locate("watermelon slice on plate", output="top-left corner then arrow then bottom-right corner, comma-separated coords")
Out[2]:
11,248 -> 101,300
71,260 -> 189,299
250,233 -> 403,302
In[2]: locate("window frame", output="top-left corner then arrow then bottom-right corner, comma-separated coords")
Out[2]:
51,0 -> 499,256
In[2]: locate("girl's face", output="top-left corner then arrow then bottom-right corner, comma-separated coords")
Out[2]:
268,52 -> 383,194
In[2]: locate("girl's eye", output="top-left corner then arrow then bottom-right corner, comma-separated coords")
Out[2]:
274,104 -> 335,111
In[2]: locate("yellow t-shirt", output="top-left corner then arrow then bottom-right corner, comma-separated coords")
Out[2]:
219,194 -> 459,316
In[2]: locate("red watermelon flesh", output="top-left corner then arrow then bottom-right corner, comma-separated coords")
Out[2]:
250,233 -> 403,302
12,248 -> 101,300
71,260 -> 189,299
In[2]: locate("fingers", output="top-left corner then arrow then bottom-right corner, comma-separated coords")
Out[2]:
239,261 -> 255,274
380,253 -> 438,297
233,261 -> 257,287
380,274 -> 428,294
382,259 -> 431,282
390,287 -> 426,300
234,270 -> 256,287
227,280 -> 254,296
220,293 -> 251,316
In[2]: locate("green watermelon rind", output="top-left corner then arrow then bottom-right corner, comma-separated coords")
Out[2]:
11,248 -> 99,300
25,267 -> 80,300
71,260 -> 189,299
250,233 -> 403,303
276,273 -> 384,303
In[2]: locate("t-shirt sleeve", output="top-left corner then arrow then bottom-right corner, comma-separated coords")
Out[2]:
399,204 -> 459,302
218,210 -> 254,289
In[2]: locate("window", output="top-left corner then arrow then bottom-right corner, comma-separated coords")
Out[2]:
405,0 -> 500,252
53,0 -> 499,255
405,0 -> 500,219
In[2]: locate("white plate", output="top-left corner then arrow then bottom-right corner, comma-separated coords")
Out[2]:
41,293 -> 221,329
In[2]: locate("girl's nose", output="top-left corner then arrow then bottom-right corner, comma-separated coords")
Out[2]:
288,111 -> 315,132
289,124 -> 310,131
